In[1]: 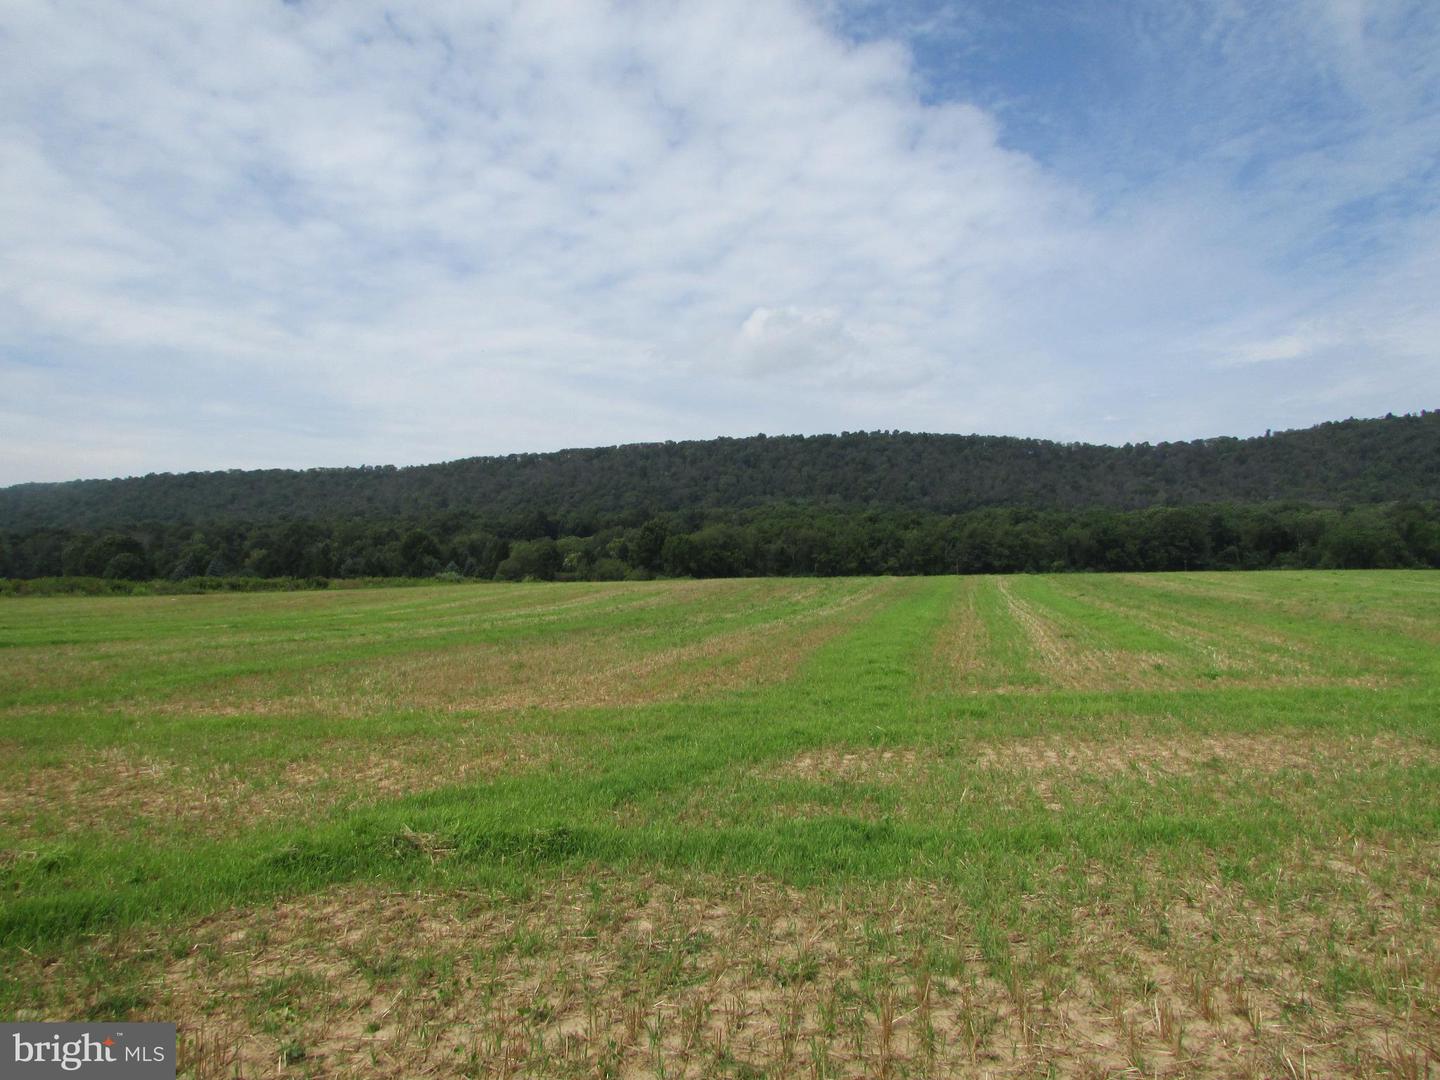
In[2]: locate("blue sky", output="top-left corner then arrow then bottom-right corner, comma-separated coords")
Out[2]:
1,0 -> 1437,484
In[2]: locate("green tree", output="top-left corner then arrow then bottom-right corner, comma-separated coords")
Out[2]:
400,529 -> 443,576
495,538 -> 560,581
102,552 -> 148,580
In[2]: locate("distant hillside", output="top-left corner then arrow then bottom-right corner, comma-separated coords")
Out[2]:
2,412 -> 1438,530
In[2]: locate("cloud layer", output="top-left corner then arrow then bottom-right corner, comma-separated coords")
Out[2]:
1,0 -> 1436,483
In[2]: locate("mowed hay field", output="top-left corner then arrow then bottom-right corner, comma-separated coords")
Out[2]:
2,573 -> 1438,1078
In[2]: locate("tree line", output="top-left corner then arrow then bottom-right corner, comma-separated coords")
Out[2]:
4,501 -> 1438,585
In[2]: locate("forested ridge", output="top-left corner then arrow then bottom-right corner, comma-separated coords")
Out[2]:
2,412 -> 1438,584
5,412 -> 1440,529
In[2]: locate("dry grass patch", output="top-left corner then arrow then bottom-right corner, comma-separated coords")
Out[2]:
929,578 -> 1242,694
926,577 -> 989,690
1066,840 -> 1440,1079
0,581 -> 750,712
763,732 -> 1436,790
1115,573 -> 1440,649
923,575 -> 1400,696
80,876 -> 1169,1076
1046,581 -> 1319,683
993,578 -> 1150,692
0,641 -> 276,703
136,584 -> 889,720
1048,578 -> 1404,689
765,747 -> 923,786
11,851 -> 1430,1078
967,730 -> 1437,780
0,734 -> 564,841
753,733 -> 1439,818
988,579 -> 1386,693
481,580 -> 888,713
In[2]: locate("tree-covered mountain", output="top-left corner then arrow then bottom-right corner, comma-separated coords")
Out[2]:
2,412 -> 1438,531
3,412 -> 1439,584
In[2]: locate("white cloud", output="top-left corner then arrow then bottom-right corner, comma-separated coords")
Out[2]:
0,0 -> 1436,484
1223,334 -> 1320,367
726,306 -> 936,389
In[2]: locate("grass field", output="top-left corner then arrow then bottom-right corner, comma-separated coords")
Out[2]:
2,572 -> 1438,1078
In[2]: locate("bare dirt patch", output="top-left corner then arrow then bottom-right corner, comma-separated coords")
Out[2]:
1064,840 -> 1440,1079
17,853 -> 1430,1078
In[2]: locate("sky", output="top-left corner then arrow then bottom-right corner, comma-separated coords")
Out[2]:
1,0 -> 1438,485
